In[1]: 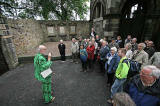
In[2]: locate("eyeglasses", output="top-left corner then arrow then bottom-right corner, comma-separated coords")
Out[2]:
139,73 -> 152,77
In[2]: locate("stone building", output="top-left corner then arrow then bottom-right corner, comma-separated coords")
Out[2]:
1,0 -> 160,75
90,0 -> 160,50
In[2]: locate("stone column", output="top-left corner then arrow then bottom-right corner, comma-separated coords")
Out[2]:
96,6 -> 98,18
0,16 -> 18,69
100,4 -> 103,17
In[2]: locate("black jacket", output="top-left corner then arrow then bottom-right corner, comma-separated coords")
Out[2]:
58,43 -> 65,55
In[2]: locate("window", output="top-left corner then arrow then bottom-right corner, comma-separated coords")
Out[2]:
130,4 -> 138,18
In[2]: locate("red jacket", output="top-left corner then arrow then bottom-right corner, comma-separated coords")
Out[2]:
86,45 -> 95,60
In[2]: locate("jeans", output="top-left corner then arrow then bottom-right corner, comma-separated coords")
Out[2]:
81,60 -> 87,70
111,78 -> 126,98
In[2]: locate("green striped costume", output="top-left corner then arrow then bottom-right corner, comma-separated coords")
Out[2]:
34,53 -> 53,103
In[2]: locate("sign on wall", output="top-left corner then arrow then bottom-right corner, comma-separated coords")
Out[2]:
70,26 -> 76,34
59,26 -> 65,35
47,26 -> 55,35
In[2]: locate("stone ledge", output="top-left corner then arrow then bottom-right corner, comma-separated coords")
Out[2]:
18,55 -> 72,64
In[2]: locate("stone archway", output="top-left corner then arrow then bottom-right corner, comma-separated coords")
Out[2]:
90,0 -> 106,20
119,0 -> 148,42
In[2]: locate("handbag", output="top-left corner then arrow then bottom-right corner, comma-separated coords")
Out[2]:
41,68 -> 52,78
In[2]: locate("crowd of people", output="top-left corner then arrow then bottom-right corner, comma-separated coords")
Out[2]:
34,28 -> 160,105
58,31 -> 160,105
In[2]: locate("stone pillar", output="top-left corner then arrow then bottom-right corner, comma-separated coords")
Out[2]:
100,4 -> 103,17
96,6 -> 98,18
0,16 -> 18,69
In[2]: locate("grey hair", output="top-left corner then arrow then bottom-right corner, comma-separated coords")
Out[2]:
111,47 -> 117,52
125,43 -> 132,50
139,43 -> 146,49
113,92 -> 136,106
103,40 -> 108,45
143,65 -> 160,78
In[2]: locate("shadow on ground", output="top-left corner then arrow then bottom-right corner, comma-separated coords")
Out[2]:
0,60 -> 111,106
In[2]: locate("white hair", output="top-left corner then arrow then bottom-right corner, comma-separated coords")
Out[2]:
139,43 -> 146,49
143,65 -> 160,78
100,39 -> 103,42
60,39 -> 63,42
37,45 -> 46,52
111,47 -> 117,52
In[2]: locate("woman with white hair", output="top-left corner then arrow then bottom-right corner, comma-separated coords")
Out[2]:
105,47 -> 120,87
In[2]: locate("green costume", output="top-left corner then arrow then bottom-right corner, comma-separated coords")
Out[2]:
34,53 -> 53,103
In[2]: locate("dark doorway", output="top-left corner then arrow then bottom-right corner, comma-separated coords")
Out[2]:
0,38 -> 9,75
119,0 -> 147,42
151,19 -> 160,51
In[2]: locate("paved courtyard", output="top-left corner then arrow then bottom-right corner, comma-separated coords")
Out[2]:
0,60 -> 111,106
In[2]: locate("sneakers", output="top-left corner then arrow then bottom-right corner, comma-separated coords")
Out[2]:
80,70 -> 84,72
107,99 -> 113,104
75,61 -> 79,64
50,97 -> 55,103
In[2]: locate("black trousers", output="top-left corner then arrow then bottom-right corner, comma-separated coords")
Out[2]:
87,59 -> 93,69
107,73 -> 115,86
60,53 -> 65,61
99,60 -> 105,73
81,60 -> 87,70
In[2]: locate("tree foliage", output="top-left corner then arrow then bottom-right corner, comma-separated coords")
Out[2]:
0,0 -> 89,20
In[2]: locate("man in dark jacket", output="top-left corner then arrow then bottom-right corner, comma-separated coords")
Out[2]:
124,65 -> 160,106
90,28 -> 96,39
99,41 -> 110,73
58,40 -> 66,62
144,41 -> 155,59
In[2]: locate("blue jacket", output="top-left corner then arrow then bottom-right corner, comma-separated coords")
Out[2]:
99,45 -> 110,60
105,53 -> 120,73
80,49 -> 88,62
124,75 -> 160,106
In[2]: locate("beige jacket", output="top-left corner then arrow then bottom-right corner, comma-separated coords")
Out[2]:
132,50 -> 148,68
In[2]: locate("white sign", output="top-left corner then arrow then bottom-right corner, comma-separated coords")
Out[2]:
60,26 -> 65,35
70,26 -> 76,34
47,27 -> 55,34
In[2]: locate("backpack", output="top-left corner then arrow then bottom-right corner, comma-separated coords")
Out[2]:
122,59 -> 141,78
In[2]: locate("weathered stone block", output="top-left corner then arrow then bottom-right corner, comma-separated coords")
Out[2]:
0,24 -> 6,30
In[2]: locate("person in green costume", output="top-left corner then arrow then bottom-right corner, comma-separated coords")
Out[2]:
34,45 -> 55,103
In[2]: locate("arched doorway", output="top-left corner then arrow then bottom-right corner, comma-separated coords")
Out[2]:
91,0 -> 106,37
0,37 -> 9,75
119,0 -> 147,42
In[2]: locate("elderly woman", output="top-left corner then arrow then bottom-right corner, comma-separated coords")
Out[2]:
34,45 -> 55,103
125,43 -> 133,59
105,47 -> 120,86
132,43 -> 148,68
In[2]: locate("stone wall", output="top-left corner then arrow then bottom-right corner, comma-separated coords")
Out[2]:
39,20 -> 90,42
7,19 -> 44,57
0,17 -> 18,69
7,19 -> 90,57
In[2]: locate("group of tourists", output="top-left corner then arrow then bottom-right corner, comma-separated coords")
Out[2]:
33,27 -> 160,105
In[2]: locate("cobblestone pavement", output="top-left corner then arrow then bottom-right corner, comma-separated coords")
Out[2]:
0,60 -> 111,106
23,41 -> 72,57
